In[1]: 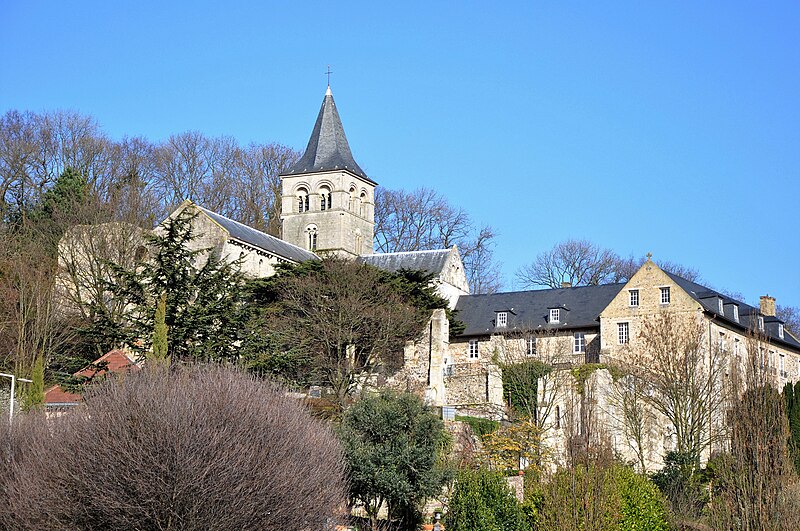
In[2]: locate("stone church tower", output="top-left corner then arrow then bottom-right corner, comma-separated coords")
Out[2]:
280,86 -> 376,257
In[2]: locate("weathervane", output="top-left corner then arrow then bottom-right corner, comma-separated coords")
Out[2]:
325,65 -> 332,87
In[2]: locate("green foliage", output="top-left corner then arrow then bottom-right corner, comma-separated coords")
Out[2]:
150,293 -> 169,364
445,469 -> 531,531
785,381 -> 800,475
22,354 -> 45,411
540,460 -> 669,530
456,415 -> 499,440
501,359 -> 551,420
339,391 -> 452,529
617,466 -> 671,531
570,363 -> 625,390
88,209 -> 246,362
244,259 -> 449,409
650,451 -> 706,519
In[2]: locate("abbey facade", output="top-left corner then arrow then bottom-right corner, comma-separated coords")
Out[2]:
56,86 -> 800,471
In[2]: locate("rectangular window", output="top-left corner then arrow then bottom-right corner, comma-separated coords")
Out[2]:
618,322 -> 630,344
779,323 -> 785,339
718,332 -> 726,352
660,287 -> 671,304
526,337 -> 537,356
496,312 -> 507,328
549,308 -> 560,323
758,316 -> 765,331
574,332 -> 586,353
554,405 -> 561,429
718,298 -> 724,314
780,354 -> 785,373
733,305 -> 739,322
734,338 -> 740,356
629,289 -> 639,307
468,340 -> 479,359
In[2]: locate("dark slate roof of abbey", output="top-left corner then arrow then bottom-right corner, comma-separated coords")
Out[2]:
197,206 -> 318,263
455,283 -> 625,337
359,249 -> 452,276
282,87 -> 374,184
665,272 -> 800,351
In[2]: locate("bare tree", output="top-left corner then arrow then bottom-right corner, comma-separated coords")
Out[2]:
374,186 -> 502,293
623,312 -> 726,469
516,239 -> 621,289
706,329 -> 800,529
518,241 -> 701,290
778,304 -> 800,337
2,365 -> 348,530
229,142 -> 299,236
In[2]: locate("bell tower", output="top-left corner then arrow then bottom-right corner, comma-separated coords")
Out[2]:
280,86 -> 376,258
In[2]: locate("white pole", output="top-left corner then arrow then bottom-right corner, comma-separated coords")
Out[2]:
0,373 -> 33,424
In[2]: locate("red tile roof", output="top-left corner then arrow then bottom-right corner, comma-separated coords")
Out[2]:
44,349 -> 139,406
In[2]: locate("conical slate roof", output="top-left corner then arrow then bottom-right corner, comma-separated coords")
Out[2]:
283,87 -> 374,183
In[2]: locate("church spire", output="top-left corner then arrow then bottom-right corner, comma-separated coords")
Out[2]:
282,87 -> 372,182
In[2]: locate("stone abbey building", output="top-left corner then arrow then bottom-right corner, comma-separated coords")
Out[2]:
57,86 -> 800,470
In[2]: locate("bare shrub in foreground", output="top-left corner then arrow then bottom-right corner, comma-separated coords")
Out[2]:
2,365 -> 347,530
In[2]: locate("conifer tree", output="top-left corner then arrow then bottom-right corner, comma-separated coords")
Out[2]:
88,209 -> 245,362
150,293 -> 169,365
22,354 -> 45,411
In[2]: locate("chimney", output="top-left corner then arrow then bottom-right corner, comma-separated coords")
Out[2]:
561,282 -> 572,288
760,295 -> 776,317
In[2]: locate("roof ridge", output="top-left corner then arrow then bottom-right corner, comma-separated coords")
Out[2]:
361,248 -> 450,257
196,205 -> 315,257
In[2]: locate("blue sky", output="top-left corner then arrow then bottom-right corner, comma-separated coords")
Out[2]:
2,1 -> 799,308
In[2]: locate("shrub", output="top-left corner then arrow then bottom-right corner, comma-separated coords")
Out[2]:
1,365 -> 347,530
445,469 -> 531,531
540,459 -> 669,530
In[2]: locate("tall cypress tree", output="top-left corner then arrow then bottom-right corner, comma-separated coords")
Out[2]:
785,382 -> 800,474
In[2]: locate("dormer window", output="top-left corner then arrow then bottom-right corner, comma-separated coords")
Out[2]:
549,308 -> 560,323
718,298 -> 724,314
496,311 -> 508,328
629,289 -> 639,307
758,316 -> 765,331
660,287 -> 671,305
779,323 -> 785,339
733,305 -> 739,322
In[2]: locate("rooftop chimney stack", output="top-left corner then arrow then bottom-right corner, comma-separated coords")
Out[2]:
759,295 -> 776,317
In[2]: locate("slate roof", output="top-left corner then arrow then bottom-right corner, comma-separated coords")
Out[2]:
455,283 -> 625,337
197,206 -> 318,263
665,272 -> 800,351
282,88 -> 375,184
359,249 -> 452,276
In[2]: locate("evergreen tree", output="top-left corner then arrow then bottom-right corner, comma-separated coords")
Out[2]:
150,293 -> 169,365
22,354 -> 45,411
784,382 -> 800,474
88,209 -> 245,363
339,391 -> 452,530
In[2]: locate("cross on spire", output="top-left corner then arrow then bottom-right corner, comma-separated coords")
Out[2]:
325,65 -> 332,87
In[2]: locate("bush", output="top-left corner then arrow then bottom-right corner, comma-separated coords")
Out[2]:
445,469 -> 531,531
540,459 -> 669,530
1,365 -> 347,530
